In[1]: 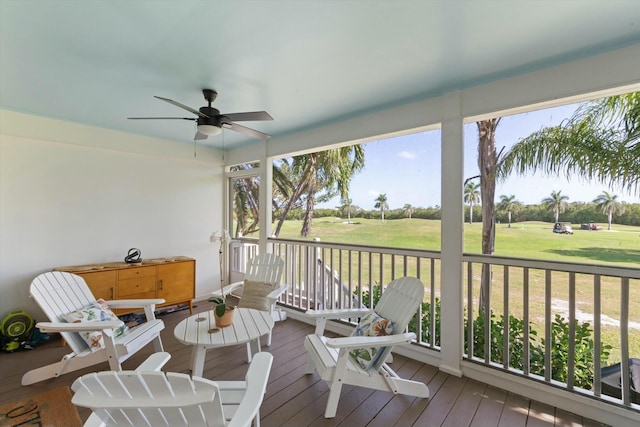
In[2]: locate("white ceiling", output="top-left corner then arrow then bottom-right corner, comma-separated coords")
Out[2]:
1,1 -> 640,150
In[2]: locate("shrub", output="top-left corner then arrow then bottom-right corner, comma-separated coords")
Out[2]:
465,308 -> 611,390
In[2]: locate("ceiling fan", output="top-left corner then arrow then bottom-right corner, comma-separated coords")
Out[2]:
128,89 -> 273,141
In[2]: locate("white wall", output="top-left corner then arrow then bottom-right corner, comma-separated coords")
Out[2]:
0,111 -> 225,319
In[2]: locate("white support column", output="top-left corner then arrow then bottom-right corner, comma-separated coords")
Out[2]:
439,90 -> 464,377
258,153 -> 273,253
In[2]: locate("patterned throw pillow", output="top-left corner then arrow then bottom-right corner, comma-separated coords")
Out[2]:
236,279 -> 277,312
60,299 -> 127,351
349,310 -> 396,370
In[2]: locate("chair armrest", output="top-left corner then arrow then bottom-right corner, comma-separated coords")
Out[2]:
104,298 -> 165,308
305,308 -> 371,319
306,307 -> 371,336
267,284 -> 287,300
36,320 -> 124,334
135,352 -> 171,372
211,281 -> 244,298
326,332 -> 416,349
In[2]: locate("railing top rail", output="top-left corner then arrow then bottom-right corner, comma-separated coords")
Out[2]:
463,253 -> 640,278
231,238 -> 639,278
268,237 -> 443,259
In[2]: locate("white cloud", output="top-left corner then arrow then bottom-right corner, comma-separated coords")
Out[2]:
397,150 -> 416,159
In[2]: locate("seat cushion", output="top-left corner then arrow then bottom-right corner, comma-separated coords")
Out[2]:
60,299 -> 127,351
349,310 -> 396,370
236,279 -> 277,311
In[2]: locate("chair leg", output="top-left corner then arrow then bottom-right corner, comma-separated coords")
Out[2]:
152,336 -> 164,353
246,342 -> 252,363
324,380 -> 343,418
266,330 -> 272,347
305,358 -> 316,374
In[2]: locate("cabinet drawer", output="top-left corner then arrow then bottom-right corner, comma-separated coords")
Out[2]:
77,270 -> 117,300
118,276 -> 156,297
118,265 -> 156,280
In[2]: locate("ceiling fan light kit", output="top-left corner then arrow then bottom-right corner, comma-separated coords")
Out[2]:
128,89 -> 272,141
197,124 -> 222,136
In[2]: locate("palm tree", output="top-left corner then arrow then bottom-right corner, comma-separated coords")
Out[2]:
542,190 -> 569,223
496,195 -> 521,228
402,203 -> 414,219
499,92 -> 640,197
339,197 -> 357,223
593,191 -> 625,230
274,145 -> 365,237
374,194 -> 388,222
230,162 -> 293,237
463,181 -> 481,224
476,118 -> 501,310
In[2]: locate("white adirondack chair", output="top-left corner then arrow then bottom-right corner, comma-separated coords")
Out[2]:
72,351 -> 274,427
212,253 -> 285,359
21,271 -> 165,385
304,276 -> 430,418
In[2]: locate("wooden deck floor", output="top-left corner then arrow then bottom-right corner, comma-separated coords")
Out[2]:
0,304 -> 608,426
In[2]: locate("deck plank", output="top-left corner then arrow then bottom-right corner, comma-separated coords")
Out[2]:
497,392 -> 530,427
527,400 -> 556,427
412,374 -> 468,426
469,385 -> 509,427
441,378 -> 487,427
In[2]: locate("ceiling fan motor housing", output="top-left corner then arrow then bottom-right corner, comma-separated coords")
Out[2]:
198,107 -> 223,127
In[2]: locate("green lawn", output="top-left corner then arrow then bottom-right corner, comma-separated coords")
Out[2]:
275,217 -> 640,363
279,218 -> 640,267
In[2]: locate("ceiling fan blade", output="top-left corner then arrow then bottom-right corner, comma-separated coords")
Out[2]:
226,122 -> 271,140
154,96 -> 208,118
223,111 -> 273,122
194,131 -> 208,140
127,117 -> 196,120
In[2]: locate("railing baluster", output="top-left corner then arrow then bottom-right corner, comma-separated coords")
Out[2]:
568,272 -> 576,390
368,252 -> 373,307
430,258 -> 436,348
484,262 -> 491,364
503,265 -> 510,369
523,267 -> 530,376
391,253 -> 396,281
329,247 -> 334,309
467,261 -> 473,358
379,253 -> 384,293
415,256 -> 422,344
545,269 -> 552,382
593,274 -> 601,398
403,254 -> 408,277
347,250 -> 352,308
357,251 -> 363,308
620,277 -> 630,406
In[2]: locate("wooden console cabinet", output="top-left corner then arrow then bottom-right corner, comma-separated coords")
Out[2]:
53,256 -> 195,314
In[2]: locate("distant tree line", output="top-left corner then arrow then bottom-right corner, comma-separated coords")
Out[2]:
297,201 -> 640,226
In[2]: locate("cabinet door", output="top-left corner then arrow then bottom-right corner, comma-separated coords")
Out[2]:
157,260 -> 195,305
77,270 -> 117,300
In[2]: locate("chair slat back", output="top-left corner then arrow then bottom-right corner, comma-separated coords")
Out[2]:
244,253 -> 284,285
72,353 -> 274,427
30,272 -> 98,353
369,276 -> 424,372
72,371 -> 225,427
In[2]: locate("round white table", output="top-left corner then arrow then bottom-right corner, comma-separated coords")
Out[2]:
174,307 -> 274,377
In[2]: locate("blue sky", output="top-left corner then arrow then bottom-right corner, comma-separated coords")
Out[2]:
317,103 -> 638,210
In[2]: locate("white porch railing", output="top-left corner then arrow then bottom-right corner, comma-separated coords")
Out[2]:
228,237 -> 640,418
